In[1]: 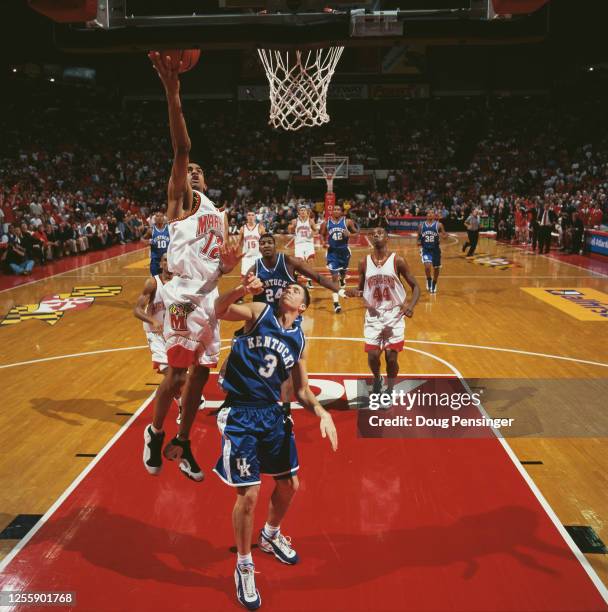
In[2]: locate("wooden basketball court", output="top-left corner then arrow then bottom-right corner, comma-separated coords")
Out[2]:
0,233 -> 607,610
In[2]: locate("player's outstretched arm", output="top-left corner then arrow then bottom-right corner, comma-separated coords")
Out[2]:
287,219 -> 296,234
346,218 -> 358,235
396,256 -> 420,318
292,354 -> 338,451
149,51 -> 191,221
287,255 -> 339,293
345,257 -> 366,298
215,273 -> 265,322
133,277 -> 162,333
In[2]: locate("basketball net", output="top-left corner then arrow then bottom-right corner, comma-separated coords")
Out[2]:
257,46 -> 344,131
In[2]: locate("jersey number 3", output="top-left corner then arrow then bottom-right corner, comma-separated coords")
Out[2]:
258,354 -> 278,378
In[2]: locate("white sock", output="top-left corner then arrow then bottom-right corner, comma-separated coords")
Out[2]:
332,292 -> 339,303
263,523 -> 280,539
176,397 -> 182,407
237,552 -> 253,566
150,424 -> 163,434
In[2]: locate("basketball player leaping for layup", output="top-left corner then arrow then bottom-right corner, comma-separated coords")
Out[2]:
288,204 -> 319,289
346,227 -> 420,395
320,202 -> 357,313
142,51 -> 241,482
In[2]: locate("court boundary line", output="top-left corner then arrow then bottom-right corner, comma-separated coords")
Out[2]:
1,337 -> 607,370
0,246 -> 148,295
0,389 -> 157,574
403,339 -> 608,369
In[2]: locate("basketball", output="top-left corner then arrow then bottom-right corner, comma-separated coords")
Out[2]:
164,49 -> 201,73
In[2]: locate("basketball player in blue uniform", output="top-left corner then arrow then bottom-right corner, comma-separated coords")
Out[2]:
250,234 -> 339,305
418,210 -> 447,294
320,203 -> 358,313
143,212 -> 170,276
214,275 -> 338,611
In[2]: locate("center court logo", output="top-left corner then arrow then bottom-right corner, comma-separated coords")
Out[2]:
0,285 -> 122,327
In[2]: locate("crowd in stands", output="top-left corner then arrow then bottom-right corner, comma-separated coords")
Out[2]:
2,90 -> 607,274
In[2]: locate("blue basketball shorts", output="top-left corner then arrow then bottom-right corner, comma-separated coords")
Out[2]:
150,257 -> 162,276
214,404 -> 299,487
420,248 -> 441,268
326,247 -> 351,272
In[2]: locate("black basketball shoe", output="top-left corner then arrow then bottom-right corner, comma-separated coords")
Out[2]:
143,425 -> 165,475
163,437 -> 204,482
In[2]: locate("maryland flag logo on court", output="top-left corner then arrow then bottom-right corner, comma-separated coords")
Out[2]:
0,285 -> 122,327
463,252 -> 518,270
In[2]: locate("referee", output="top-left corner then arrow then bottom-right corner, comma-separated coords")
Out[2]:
462,208 -> 481,256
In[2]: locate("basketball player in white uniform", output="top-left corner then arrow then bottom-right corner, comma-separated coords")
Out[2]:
239,211 -> 265,276
134,252 -> 172,372
288,205 -> 318,288
346,227 -> 420,395
144,51 -> 241,482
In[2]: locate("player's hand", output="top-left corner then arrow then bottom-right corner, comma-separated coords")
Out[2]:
219,243 -> 243,274
319,412 -> 338,451
151,320 -> 164,334
400,302 -> 414,318
344,288 -> 360,298
243,272 -> 263,295
148,51 -> 181,94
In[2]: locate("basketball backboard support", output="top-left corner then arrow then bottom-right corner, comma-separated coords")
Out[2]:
310,153 -> 349,197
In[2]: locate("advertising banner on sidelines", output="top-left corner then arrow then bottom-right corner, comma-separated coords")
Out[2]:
387,216 -> 426,231
585,229 -> 608,256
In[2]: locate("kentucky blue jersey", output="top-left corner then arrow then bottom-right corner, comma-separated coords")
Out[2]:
419,221 -> 441,251
150,225 -> 170,259
253,253 -> 296,304
327,217 -> 349,249
221,305 -> 305,407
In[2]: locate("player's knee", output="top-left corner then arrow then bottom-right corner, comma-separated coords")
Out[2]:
166,367 -> 187,393
190,365 -> 210,384
280,476 -> 299,495
367,351 -> 380,365
236,486 -> 260,513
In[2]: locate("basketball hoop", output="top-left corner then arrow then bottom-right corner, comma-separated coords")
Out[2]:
257,46 -> 344,131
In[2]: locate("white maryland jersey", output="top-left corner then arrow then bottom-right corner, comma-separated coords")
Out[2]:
295,217 -> 314,246
167,189 -> 224,289
243,223 -> 261,257
362,253 -> 407,312
143,275 -> 166,333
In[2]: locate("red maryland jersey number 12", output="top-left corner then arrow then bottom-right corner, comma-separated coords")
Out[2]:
199,232 -> 223,261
